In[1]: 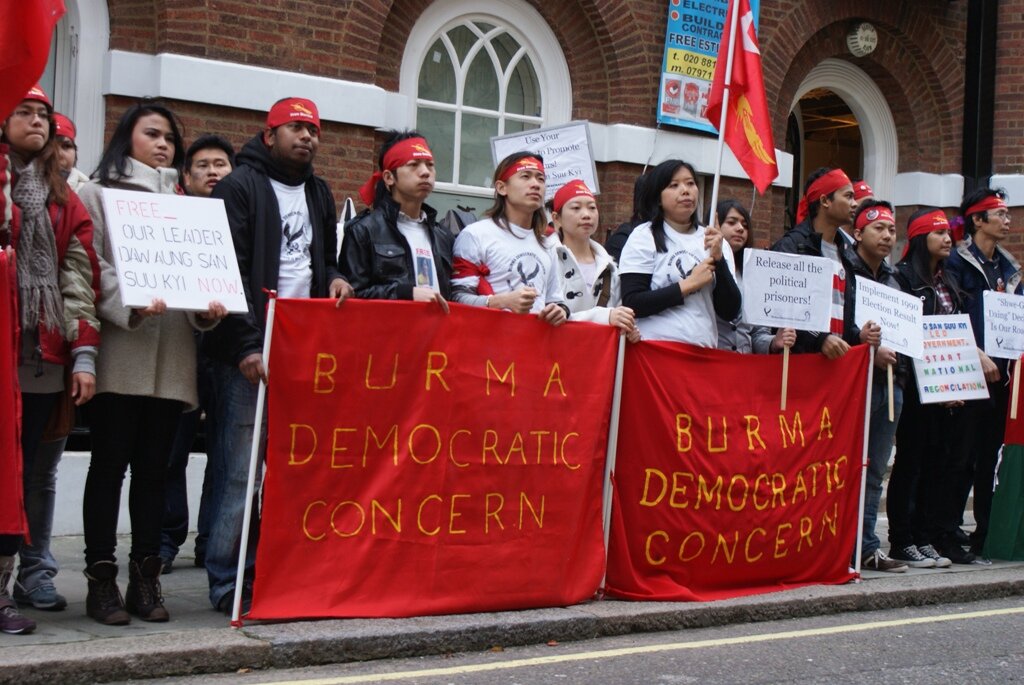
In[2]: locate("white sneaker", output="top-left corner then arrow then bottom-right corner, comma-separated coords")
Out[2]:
889,545 -> 937,568
917,544 -> 952,568
863,549 -> 908,573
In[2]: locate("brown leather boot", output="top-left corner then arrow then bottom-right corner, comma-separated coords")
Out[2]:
125,556 -> 169,622
84,561 -> 130,625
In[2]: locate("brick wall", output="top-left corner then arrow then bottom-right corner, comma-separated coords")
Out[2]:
103,0 -> 1017,252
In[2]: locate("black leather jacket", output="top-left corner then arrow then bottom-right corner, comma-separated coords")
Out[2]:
339,197 -> 453,300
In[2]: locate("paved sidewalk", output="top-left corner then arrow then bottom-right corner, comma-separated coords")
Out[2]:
0,530 -> 1022,685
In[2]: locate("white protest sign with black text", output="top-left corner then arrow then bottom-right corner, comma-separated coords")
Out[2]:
853,278 -> 923,358
742,248 -> 833,331
491,121 -> 598,200
101,188 -> 247,313
914,314 -> 989,403
983,290 -> 1024,360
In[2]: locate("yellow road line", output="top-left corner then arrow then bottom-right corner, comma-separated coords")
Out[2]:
263,606 -> 1024,685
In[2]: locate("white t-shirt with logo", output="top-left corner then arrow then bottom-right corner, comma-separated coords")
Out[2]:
396,213 -> 438,292
271,179 -> 313,299
618,222 -> 736,347
452,218 -> 564,313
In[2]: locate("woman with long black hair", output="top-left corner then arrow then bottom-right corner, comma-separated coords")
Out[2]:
78,100 -> 226,625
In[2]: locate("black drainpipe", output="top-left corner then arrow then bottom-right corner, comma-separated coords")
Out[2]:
961,0 -> 998,194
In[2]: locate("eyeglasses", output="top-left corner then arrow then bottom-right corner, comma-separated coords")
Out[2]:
11,108 -> 50,123
991,210 -> 1011,222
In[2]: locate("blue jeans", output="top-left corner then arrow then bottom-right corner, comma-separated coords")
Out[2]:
18,436 -> 64,590
205,362 -> 263,609
861,379 -> 904,556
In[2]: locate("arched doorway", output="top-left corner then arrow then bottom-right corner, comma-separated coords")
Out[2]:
787,58 -> 897,227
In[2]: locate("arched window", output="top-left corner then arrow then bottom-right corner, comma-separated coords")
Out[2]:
402,0 -> 571,212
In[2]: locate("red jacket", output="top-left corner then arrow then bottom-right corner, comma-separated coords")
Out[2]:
11,188 -> 101,366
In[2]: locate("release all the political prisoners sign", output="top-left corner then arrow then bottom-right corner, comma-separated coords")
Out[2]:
101,188 -> 247,313
983,290 -> 1024,360
854,279 -> 924,359
741,248 -> 833,332
491,121 -> 598,200
914,314 -> 989,404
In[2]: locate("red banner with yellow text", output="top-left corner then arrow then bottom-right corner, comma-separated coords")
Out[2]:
250,299 -> 618,619
606,342 -> 868,600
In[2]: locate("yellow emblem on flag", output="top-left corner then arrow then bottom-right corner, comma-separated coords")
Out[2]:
734,94 -> 774,165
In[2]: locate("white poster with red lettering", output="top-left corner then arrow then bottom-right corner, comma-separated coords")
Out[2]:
101,188 -> 247,313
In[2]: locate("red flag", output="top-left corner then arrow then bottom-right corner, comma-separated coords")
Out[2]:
0,0 -> 66,121
705,0 -> 778,194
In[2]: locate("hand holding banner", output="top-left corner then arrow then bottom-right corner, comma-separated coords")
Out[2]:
853,279 -> 924,359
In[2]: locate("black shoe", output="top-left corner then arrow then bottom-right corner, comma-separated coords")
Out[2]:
953,528 -> 971,545
217,580 -> 253,616
160,557 -> 174,575
938,543 -> 976,565
125,557 -> 169,622
84,561 -> 131,625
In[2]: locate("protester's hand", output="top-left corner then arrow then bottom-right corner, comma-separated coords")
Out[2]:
979,350 -> 1001,382
239,352 -> 267,385
538,303 -> 567,327
608,306 -> 636,334
413,286 -> 449,314
704,223 -> 725,262
489,287 -> 538,314
770,327 -> 796,353
71,372 -> 95,406
132,298 -> 167,319
941,400 -> 965,409
626,326 -> 642,343
198,300 -> 228,322
874,345 -> 898,368
330,278 -> 354,307
680,257 -> 716,296
820,334 -> 850,360
859,320 -> 882,347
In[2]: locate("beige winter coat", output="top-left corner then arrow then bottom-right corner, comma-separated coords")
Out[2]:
77,159 -> 216,410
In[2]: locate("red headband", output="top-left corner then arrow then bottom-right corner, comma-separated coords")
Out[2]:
854,206 -> 895,232
358,137 -> 434,206
852,180 -> 873,201
53,113 -> 76,140
23,84 -> 52,109
552,179 -> 595,213
965,195 -> 1007,217
902,210 -> 949,258
796,169 -> 852,223
266,97 -> 320,130
498,157 -> 544,183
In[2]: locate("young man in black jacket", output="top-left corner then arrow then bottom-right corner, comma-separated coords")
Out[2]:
202,97 -> 352,614
340,130 -> 451,309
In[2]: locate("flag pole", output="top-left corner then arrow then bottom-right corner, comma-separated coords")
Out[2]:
599,334 -> 628,592
707,0 -> 742,224
853,346 -> 875,580
230,293 -> 278,628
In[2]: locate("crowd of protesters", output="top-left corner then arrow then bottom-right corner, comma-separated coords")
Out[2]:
0,88 -> 1018,635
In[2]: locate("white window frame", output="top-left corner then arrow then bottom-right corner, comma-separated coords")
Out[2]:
400,0 -> 571,198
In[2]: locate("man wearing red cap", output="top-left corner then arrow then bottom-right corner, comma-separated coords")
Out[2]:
769,166 -> 858,358
339,130 -> 451,308
944,186 -> 1021,561
201,96 -> 353,613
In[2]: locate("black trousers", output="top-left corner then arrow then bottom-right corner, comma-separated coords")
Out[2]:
83,393 -> 181,565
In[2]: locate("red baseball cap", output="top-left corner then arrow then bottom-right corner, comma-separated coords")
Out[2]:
266,97 -> 320,129
53,113 -> 76,140
23,84 -> 53,111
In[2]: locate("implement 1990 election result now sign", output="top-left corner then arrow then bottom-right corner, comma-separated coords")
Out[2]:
657,0 -> 761,132
101,188 -> 247,313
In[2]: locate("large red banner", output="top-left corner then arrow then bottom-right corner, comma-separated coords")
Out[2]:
251,299 -> 618,619
606,342 -> 868,600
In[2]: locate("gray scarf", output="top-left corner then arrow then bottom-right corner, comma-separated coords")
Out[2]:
11,158 -> 62,332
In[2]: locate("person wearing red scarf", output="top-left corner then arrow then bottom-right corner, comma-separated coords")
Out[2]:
945,187 -> 1021,560
769,167 -> 858,358
340,130 -> 451,310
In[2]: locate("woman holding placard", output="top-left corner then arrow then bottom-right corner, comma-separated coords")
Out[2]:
0,84 -> 101,634
618,159 -> 740,346
77,100 -> 227,626
889,208 -> 970,566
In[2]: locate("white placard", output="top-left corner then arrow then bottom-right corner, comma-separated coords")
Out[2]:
914,314 -> 989,404
853,278 -> 924,358
101,188 -> 247,313
741,249 -> 833,331
983,290 -> 1024,360
490,121 -> 599,200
